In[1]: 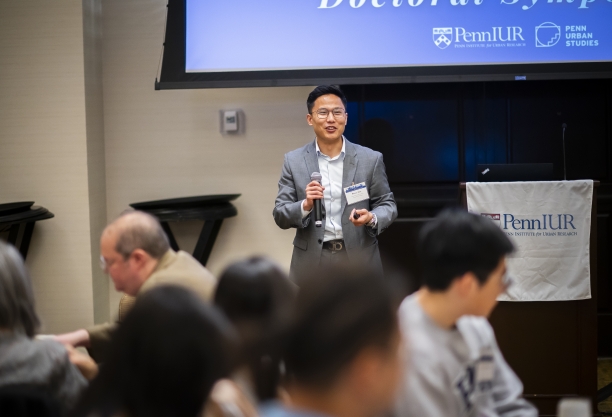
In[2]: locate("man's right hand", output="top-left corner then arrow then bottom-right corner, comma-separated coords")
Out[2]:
303,181 -> 325,212
53,329 -> 91,348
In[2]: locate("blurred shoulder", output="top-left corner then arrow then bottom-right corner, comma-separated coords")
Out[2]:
157,250 -> 213,278
398,293 -> 420,322
397,294 -> 438,352
6,335 -> 70,363
0,334 -> 73,381
36,338 -> 72,361
456,315 -> 496,346
144,250 -> 216,300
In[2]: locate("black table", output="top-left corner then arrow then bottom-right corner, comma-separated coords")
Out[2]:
0,202 -> 55,260
130,194 -> 240,266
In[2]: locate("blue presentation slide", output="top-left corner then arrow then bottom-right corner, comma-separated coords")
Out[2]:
185,0 -> 612,72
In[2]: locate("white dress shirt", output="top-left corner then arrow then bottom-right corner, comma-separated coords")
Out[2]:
301,138 -> 376,242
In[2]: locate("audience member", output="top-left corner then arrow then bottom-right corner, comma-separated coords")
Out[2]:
55,210 -> 216,360
0,241 -> 88,414
260,264 -> 402,417
71,285 -> 236,417
394,208 -> 537,417
207,257 -> 296,417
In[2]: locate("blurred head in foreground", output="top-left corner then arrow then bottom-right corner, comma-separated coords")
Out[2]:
280,264 -> 402,417
73,285 -> 236,417
0,241 -> 89,412
0,241 -> 40,337
419,208 -> 515,317
214,256 -> 296,401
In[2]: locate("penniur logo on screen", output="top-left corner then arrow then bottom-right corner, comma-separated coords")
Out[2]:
433,26 -> 526,49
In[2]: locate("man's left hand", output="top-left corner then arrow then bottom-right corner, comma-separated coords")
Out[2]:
64,345 -> 99,380
53,329 -> 91,348
349,209 -> 373,227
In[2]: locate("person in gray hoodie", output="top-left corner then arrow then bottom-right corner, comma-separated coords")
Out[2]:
395,209 -> 537,417
0,241 -> 88,414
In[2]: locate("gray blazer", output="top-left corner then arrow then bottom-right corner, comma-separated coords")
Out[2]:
273,139 -> 398,280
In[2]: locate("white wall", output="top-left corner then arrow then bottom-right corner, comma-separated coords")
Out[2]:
83,0 -> 109,324
0,1 -> 96,333
102,0 -> 314,314
0,0 -> 317,328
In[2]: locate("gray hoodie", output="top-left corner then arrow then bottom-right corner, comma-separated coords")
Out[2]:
394,293 -> 537,417
0,332 -> 87,413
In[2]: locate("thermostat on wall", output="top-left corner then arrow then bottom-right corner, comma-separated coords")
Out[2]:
220,109 -> 244,135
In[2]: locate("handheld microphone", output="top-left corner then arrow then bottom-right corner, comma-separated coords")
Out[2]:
310,172 -> 323,228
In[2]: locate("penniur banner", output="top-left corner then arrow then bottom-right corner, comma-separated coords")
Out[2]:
467,180 -> 593,301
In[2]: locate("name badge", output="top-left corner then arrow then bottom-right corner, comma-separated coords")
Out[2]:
475,353 -> 495,384
344,182 -> 370,205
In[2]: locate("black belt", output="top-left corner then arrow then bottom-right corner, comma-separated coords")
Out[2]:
322,239 -> 345,251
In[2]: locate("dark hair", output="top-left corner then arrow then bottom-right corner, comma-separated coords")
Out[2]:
419,208 -> 515,291
214,257 -> 295,400
0,241 -> 40,337
284,264 -> 398,389
72,286 -> 236,417
307,85 -> 347,114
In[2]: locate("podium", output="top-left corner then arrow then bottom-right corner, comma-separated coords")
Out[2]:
460,182 -> 598,415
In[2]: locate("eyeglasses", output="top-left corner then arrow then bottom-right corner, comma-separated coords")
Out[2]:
313,108 -> 346,120
99,255 -> 118,273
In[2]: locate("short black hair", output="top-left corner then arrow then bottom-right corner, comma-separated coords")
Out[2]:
214,257 -> 295,400
284,264 -> 398,389
419,208 -> 514,291
307,85 -> 347,114
215,257 -> 294,326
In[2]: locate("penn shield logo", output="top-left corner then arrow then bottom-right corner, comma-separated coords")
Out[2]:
536,22 -> 561,47
433,28 -> 453,49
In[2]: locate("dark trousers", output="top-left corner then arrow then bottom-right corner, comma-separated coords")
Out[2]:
319,247 -> 349,268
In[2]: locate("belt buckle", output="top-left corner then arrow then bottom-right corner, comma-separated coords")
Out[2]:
332,241 -> 343,251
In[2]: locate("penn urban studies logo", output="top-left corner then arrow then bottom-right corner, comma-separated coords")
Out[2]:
480,213 -> 578,237
433,28 -> 453,49
536,22 -> 561,47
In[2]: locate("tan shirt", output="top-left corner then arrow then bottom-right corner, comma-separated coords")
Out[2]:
87,250 -> 216,360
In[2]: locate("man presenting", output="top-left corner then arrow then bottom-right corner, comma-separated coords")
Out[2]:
273,85 -> 397,280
